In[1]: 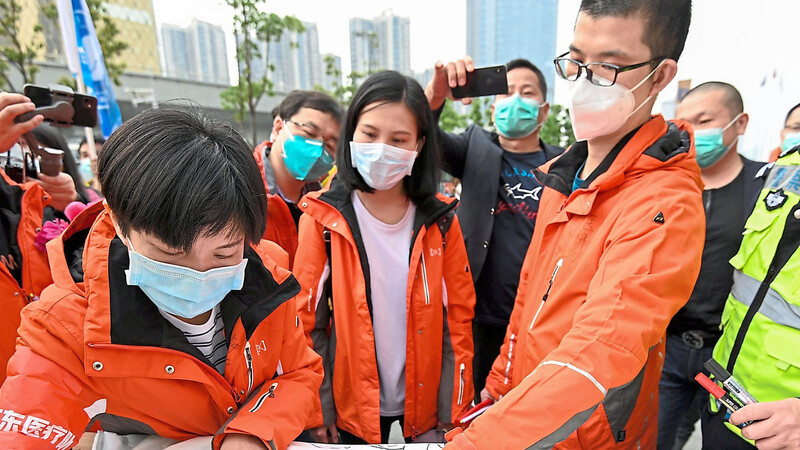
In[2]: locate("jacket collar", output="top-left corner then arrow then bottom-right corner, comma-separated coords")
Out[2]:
48,209 -> 300,369
535,115 -> 701,198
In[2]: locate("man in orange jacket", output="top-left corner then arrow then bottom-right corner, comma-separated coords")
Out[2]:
443,1 -> 705,448
0,108 -> 323,450
254,91 -> 342,267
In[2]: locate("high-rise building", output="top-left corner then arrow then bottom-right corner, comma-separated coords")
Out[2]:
245,21 -> 323,92
466,0 -> 558,100
161,20 -> 229,85
349,10 -> 411,75
161,24 -> 195,80
14,0 -> 162,75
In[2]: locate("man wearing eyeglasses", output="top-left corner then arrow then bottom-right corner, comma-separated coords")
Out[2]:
443,1 -> 704,449
254,90 -> 343,267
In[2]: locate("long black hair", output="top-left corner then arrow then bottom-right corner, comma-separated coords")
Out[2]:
336,70 -> 441,205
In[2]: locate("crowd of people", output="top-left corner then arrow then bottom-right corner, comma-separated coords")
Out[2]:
0,0 -> 798,449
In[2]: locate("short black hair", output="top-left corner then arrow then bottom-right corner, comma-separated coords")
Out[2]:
682,81 -> 743,118
579,0 -> 692,62
278,90 -> 344,125
98,107 -> 267,251
786,103 -> 800,125
336,71 -> 440,204
506,59 -> 548,101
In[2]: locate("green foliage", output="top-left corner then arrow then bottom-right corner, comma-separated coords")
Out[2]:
222,0 -> 304,144
540,104 -> 576,148
0,0 -> 42,91
468,97 -> 491,128
439,100 -> 467,133
313,54 -> 364,107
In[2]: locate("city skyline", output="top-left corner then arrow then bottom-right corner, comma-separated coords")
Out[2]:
162,19 -> 229,84
350,11 -> 412,76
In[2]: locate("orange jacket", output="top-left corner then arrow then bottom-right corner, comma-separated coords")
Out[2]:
254,142 -> 321,268
0,169 -> 53,387
446,116 -> 706,449
293,179 -> 476,443
0,203 -> 323,449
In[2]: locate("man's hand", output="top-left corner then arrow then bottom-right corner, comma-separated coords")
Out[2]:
310,424 -> 339,444
33,173 -> 78,211
220,433 -> 268,449
424,56 -> 475,110
480,387 -> 497,403
0,93 -> 44,153
731,398 -> 800,449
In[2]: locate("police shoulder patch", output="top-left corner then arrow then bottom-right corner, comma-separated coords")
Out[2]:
764,189 -> 788,211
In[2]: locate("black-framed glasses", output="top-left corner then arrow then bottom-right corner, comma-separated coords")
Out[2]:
285,119 -> 337,155
553,51 -> 667,87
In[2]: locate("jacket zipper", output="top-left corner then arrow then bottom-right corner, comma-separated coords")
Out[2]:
249,382 -> 278,413
458,363 -> 465,405
421,252 -> 430,305
244,341 -> 254,397
530,258 -> 563,330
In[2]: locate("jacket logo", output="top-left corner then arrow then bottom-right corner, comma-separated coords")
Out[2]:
256,340 -> 267,355
653,212 -> 665,224
429,248 -> 442,257
764,189 -> 788,211
503,182 -> 542,201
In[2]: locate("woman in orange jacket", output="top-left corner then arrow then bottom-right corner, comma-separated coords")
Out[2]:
0,108 -> 323,450
293,71 -> 476,444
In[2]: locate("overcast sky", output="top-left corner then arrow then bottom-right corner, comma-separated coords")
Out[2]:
152,0 -> 800,159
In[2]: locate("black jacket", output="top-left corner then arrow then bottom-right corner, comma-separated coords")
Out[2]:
668,156 -> 765,336
436,118 -> 564,282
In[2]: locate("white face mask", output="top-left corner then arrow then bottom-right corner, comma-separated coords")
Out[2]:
350,141 -> 418,191
568,64 -> 661,141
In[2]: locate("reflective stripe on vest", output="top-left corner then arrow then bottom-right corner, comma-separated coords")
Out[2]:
730,270 -> 800,330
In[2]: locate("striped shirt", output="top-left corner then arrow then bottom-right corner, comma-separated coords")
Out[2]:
160,306 -> 227,374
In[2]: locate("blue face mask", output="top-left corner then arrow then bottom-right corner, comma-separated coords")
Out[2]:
124,239 -> 248,319
280,122 -> 334,182
494,94 -> 541,139
781,132 -> 800,153
78,158 -> 94,183
694,115 -> 741,169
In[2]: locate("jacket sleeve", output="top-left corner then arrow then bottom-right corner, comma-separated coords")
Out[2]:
0,298 -> 101,449
438,215 -> 476,424
291,213 -> 336,429
483,256 -> 534,400
446,185 -> 705,450
214,302 -> 324,450
432,103 -> 469,179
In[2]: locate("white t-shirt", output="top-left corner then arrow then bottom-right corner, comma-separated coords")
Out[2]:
160,305 -> 227,374
352,192 -> 415,416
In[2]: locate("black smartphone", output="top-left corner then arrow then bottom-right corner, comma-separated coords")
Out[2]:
451,65 -> 509,99
17,84 -> 98,128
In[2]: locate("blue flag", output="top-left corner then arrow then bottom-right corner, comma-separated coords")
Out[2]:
71,0 -> 122,139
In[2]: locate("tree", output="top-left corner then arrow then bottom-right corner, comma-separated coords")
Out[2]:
439,100 -> 467,133
467,97 -> 491,129
540,104 -> 576,148
0,0 -> 54,91
221,0 -> 304,145
313,54 -> 363,107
